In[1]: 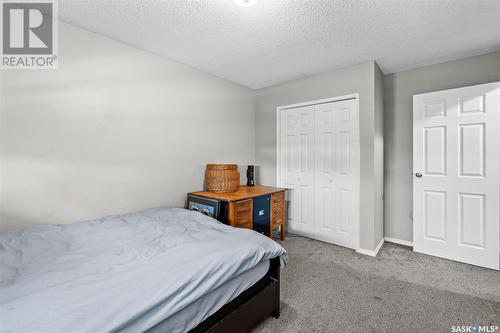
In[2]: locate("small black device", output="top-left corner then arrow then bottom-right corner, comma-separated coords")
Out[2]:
246,165 -> 255,186
252,194 -> 270,236
186,194 -> 228,223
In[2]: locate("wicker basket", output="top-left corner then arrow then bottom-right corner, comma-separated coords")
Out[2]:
205,164 -> 240,193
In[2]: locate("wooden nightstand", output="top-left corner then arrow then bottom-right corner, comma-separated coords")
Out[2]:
189,186 -> 287,240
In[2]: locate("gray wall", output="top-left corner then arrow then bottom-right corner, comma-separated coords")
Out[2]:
254,61 -> 383,251
383,51 -> 500,243
3,18 -> 496,248
374,63 -> 384,248
0,22 -> 255,230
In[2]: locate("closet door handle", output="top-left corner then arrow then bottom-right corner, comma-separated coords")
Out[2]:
415,173 -> 422,178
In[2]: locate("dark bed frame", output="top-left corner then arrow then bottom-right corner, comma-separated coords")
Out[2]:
188,257 -> 281,333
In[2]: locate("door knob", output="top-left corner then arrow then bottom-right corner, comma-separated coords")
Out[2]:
415,173 -> 422,178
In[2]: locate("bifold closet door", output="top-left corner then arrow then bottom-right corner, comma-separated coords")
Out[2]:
280,105 -> 315,238
280,99 -> 359,249
314,100 -> 358,249
413,82 -> 500,270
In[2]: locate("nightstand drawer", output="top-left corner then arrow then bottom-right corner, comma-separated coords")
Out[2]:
271,210 -> 284,226
235,213 -> 252,226
234,199 -> 252,226
270,201 -> 285,241
271,192 -> 285,228
272,192 -> 284,204
235,199 -> 252,214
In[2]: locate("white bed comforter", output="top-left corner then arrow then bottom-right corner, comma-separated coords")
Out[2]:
0,207 -> 287,333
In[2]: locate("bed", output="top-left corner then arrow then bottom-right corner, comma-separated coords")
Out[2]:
0,207 -> 287,333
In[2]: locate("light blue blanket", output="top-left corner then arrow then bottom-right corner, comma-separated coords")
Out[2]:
0,207 -> 287,333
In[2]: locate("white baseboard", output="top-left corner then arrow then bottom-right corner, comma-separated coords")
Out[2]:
384,237 -> 413,247
356,238 -> 384,257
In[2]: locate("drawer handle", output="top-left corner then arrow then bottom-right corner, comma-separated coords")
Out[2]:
236,207 -> 250,213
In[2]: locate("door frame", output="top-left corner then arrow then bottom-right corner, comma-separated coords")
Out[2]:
276,93 -> 360,251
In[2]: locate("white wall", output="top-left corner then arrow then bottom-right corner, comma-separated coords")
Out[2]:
383,51 -> 500,243
0,22 -> 255,230
254,61 -> 382,251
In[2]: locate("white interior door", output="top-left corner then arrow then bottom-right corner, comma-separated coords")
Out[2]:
280,105 -> 315,238
413,82 -> 500,270
314,100 -> 359,248
280,97 -> 359,250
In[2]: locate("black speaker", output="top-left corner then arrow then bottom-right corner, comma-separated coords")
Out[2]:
246,165 -> 255,186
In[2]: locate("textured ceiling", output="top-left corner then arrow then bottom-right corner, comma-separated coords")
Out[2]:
60,0 -> 500,89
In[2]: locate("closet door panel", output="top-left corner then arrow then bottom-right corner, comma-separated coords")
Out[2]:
281,105 -> 315,237
280,98 -> 359,250
314,103 -> 336,241
314,100 -> 358,249
335,99 -> 358,249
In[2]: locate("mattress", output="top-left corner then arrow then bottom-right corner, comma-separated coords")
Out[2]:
146,260 -> 270,333
0,207 -> 287,333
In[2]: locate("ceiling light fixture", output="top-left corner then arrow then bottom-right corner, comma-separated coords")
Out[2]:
234,0 -> 259,7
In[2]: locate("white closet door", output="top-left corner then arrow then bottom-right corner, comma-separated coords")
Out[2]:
279,98 -> 359,250
314,99 -> 358,248
413,82 -> 500,270
280,105 -> 315,238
